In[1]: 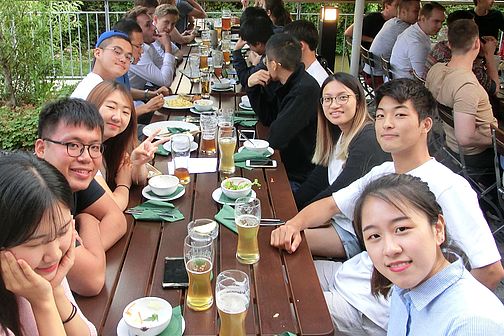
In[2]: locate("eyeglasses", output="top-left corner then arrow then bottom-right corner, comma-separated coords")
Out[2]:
320,94 -> 356,106
43,139 -> 104,159
102,46 -> 134,63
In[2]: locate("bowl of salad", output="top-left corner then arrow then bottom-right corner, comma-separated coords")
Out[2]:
221,177 -> 259,200
123,297 -> 172,336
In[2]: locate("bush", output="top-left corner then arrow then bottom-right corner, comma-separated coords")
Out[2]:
0,105 -> 39,151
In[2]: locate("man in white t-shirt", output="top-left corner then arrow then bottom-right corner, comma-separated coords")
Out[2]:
283,20 -> 329,86
71,30 -> 133,99
390,2 -> 445,79
271,78 -> 504,334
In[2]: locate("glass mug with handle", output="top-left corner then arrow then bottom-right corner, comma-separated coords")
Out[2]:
184,233 -> 214,311
234,197 -> 261,264
216,270 -> 250,336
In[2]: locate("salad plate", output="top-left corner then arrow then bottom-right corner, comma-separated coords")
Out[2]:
238,102 -> 253,110
163,141 -> 199,153
142,185 -> 185,202
212,188 -> 257,206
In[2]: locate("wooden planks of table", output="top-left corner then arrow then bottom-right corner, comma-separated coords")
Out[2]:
75,63 -> 333,336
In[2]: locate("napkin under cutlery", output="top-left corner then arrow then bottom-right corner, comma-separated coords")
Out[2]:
234,148 -> 271,169
214,205 -> 238,234
127,200 -> 184,222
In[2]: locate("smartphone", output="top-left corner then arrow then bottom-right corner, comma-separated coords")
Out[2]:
245,159 -> 277,168
239,130 -> 255,142
162,257 -> 189,288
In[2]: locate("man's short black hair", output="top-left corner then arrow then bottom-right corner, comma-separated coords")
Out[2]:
265,33 -> 301,71
283,20 -> 319,51
446,10 -> 474,26
375,78 -> 437,122
112,18 -> 143,37
240,6 -> 269,25
240,16 -> 274,46
38,98 -> 104,139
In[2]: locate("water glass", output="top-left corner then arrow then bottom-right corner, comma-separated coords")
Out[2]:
234,197 -> 261,264
218,126 -> 236,175
184,234 -> 214,311
189,53 -> 200,80
200,111 -> 218,154
218,108 -> 234,127
216,270 -> 250,336
171,134 -> 191,184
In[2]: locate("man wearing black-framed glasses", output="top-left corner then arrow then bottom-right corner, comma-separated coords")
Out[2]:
71,30 -> 133,100
35,97 -> 127,297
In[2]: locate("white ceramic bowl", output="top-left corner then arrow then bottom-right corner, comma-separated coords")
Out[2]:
243,139 -> 269,152
148,175 -> 179,196
213,78 -> 231,89
194,99 -> 214,112
241,95 -> 251,108
221,177 -> 252,200
123,297 -> 172,336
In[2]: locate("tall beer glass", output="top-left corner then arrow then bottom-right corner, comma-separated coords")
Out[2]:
200,112 -> 217,155
235,197 -> 261,264
216,270 -> 250,336
218,126 -> 236,174
184,234 -> 214,311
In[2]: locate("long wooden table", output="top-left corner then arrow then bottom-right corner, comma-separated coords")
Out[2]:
75,49 -> 333,336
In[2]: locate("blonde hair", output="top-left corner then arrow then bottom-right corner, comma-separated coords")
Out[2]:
154,4 -> 179,18
312,73 -> 372,166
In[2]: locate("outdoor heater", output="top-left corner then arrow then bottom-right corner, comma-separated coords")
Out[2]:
318,6 -> 339,72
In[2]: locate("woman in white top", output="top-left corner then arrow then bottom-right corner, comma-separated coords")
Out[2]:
353,173 -> 504,335
0,152 -> 96,336
87,81 -> 165,210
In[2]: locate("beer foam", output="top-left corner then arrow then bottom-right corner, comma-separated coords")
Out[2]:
217,292 -> 249,314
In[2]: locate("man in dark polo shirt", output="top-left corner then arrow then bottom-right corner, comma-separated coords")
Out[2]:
35,98 -> 127,296
473,0 -> 504,40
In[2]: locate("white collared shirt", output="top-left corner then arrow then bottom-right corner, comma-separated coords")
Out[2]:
128,43 -> 177,89
390,23 -> 431,79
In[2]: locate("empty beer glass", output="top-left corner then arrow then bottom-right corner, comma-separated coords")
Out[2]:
200,111 -> 217,155
216,270 -> 250,336
184,234 -> 214,311
234,197 -> 261,264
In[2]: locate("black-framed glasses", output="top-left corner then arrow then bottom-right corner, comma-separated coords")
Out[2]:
43,139 -> 104,159
320,94 -> 356,106
102,46 -> 134,63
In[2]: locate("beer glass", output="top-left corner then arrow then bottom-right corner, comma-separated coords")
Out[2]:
216,270 -> 250,336
218,108 -> 234,127
218,126 -> 236,174
201,71 -> 211,99
234,197 -> 260,264
221,30 -> 231,42
187,218 -> 219,240
189,53 -> 200,81
184,234 -> 214,311
200,112 -> 217,155
221,40 -> 231,65
222,9 -> 231,31
199,45 -> 209,71
201,30 -> 211,47
171,134 -> 191,184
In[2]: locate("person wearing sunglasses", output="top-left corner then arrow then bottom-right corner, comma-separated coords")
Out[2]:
35,98 -> 127,297
71,30 -> 133,100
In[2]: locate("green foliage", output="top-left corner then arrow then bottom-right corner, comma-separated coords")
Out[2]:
0,105 -> 39,151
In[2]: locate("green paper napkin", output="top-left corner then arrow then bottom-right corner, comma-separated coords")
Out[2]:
214,204 -> 237,234
159,305 -> 183,336
218,190 -> 252,204
234,116 -> 258,127
235,109 -> 256,116
146,185 -> 184,199
156,144 -> 170,156
166,127 -> 190,134
234,148 -> 270,162
130,200 -> 184,222
279,332 -> 297,336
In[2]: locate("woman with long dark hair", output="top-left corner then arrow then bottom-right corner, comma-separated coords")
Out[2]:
0,152 -> 96,336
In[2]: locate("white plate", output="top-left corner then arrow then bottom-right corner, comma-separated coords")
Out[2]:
212,188 -> 257,206
237,146 -> 274,156
164,95 -> 194,109
117,316 -> 185,336
189,106 -> 218,114
163,141 -> 198,152
211,85 -> 234,92
238,102 -> 253,110
142,185 -> 186,201
143,121 -> 199,138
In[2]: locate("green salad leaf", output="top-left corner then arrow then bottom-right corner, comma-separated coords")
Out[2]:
143,313 -> 159,322
224,178 -> 261,190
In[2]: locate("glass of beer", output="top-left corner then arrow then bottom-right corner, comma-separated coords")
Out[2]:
184,234 -> 214,311
200,112 -> 217,155
171,134 -> 191,184
199,45 -> 209,71
189,53 -> 200,81
201,30 -> 211,47
188,218 -> 219,240
216,270 -> 250,336
201,71 -> 211,99
222,40 -> 231,65
222,9 -> 231,31
234,197 -> 261,264
218,126 -> 236,174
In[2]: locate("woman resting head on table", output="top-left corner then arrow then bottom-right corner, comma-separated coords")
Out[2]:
87,81 -> 166,210
353,173 -> 504,335
294,72 -> 389,210
0,152 -> 97,336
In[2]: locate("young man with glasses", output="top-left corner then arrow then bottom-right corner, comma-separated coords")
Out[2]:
247,33 -> 319,189
71,30 -> 133,100
35,98 -> 127,297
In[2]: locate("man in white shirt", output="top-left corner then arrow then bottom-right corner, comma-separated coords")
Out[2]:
125,6 -> 179,90
71,30 -> 133,99
390,2 -> 445,79
364,0 -> 420,78
283,19 -> 329,86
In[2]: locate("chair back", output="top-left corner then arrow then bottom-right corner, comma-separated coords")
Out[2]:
316,54 -> 334,76
437,102 -> 455,128
491,125 -> 504,234
411,69 -> 425,84
380,56 -> 394,81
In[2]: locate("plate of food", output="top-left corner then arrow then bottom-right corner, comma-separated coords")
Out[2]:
164,95 -> 195,109
142,121 -> 199,139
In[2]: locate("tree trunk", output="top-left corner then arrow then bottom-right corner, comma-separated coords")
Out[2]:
0,30 -> 16,107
